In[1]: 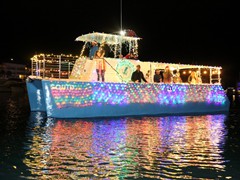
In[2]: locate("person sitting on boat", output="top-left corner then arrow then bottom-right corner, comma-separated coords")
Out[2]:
123,53 -> 131,59
163,66 -> 173,83
153,69 -> 163,83
89,41 -> 99,60
131,65 -> 148,83
173,70 -> 182,83
95,47 -> 106,82
123,51 -> 138,59
118,54 -> 123,58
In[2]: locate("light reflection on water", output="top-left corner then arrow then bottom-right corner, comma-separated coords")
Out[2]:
21,113 -> 233,179
1,91 -> 239,179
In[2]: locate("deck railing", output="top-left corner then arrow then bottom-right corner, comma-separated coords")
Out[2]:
30,54 -> 222,84
31,54 -> 78,79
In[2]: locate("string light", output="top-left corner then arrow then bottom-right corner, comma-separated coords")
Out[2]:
48,81 -> 227,109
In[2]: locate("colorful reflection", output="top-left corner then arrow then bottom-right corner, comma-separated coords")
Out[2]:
23,113 -> 230,179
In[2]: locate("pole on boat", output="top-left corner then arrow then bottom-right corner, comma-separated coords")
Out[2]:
80,42 -> 87,57
104,58 -> 124,81
119,31 -> 125,58
120,0 -> 122,32
35,61 -> 38,76
43,54 -> 46,78
210,68 -> 212,84
218,68 -> 221,84
38,59 -> 41,77
68,62 -> 71,78
149,63 -> 152,83
31,58 -> 33,76
119,0 -> 124,57
59,55 -> 61,79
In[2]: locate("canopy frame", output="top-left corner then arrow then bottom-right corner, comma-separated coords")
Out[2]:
75,32 -> 141,58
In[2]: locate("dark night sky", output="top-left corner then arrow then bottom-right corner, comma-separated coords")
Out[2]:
1,0 -> 239,87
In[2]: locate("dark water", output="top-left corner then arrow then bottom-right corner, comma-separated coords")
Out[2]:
0,90 -> 240,179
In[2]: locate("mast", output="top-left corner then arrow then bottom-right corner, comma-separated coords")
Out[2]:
120,0 -> 122,32
120,0 -> 124,57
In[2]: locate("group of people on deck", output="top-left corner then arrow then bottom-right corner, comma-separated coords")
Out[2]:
131,65 -> 202,84
88,41 -> 202,84
131,65 -> 177,84
153,66 -> 183,84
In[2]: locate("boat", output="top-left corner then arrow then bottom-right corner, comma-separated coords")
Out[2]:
26,31 -> 230,118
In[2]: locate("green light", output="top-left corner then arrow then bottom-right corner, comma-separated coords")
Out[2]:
116,60 -> 135,82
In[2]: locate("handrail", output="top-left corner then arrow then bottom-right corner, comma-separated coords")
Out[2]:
103,58 -> 124,82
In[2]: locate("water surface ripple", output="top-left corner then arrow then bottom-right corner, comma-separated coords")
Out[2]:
1,92 -> 240,179
20,113 -> 236,179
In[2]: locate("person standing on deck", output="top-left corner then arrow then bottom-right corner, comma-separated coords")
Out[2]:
163,66 -> 173,83
95,47 -> 106,82
188,71 -> 202,84
100,41 -> 110,57
153,69 -> 163,83
89,41 -> 99,60
131,65 -> 148,83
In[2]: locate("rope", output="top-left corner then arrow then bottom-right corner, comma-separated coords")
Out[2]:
104,58 -> 124,82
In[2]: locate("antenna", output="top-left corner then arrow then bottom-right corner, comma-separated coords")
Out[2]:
120,0 -> 122,31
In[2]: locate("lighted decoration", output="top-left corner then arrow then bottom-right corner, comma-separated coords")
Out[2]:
116,60 -> 135,82
69,58 -> 87,79
50,82 -> 93,108
30,53 -> 223,85
47,81 -> 227,109
75,32 -> 141,58
206,85 -> 226,104
79,41 -> 87,57
120,30 -> 126,36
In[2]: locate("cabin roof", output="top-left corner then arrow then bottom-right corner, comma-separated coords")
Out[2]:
75,32 -> 141,45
